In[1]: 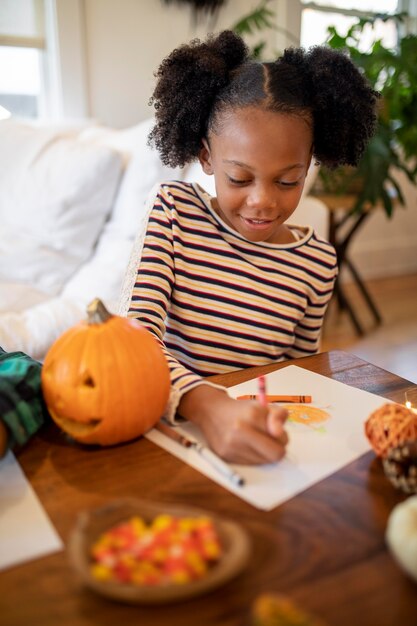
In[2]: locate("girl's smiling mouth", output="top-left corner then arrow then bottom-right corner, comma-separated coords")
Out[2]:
241,216 -> 275,230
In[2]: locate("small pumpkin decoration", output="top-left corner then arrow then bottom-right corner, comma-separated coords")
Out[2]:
386,495 -> 417,582
251,593 -> 327,626
41,299 -> 170,446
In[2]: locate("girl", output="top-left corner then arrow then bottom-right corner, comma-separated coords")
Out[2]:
120,31 -> 378,464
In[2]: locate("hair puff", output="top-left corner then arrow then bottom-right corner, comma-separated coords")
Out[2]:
281,46 -> 379,168
149,30 -> 249,167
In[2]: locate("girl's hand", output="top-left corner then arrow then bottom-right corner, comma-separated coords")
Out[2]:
177,384 -> 288,465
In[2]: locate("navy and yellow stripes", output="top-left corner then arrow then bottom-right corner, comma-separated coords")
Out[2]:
127,182 -> 337,413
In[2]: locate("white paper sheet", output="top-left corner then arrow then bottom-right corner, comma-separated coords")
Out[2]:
146,365 -> 389,510
0,451 -> 63,570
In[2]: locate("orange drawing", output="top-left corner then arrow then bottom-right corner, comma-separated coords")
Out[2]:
283,404 -> 331,433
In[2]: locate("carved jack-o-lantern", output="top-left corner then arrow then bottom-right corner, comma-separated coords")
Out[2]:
41,299 -> 170,446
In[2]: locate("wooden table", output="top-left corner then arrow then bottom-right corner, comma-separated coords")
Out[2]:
2,351 -> 417,626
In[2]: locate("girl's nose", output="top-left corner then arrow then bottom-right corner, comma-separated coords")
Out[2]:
246,185 -> 277,212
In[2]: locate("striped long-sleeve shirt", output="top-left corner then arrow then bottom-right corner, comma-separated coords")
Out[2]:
125,182 -> 337,421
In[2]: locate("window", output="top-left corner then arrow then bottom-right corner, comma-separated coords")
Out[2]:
300,1 -> 400,49
0,0 -> 46,119
0,46 -> 43,118
0,0 -> 89,122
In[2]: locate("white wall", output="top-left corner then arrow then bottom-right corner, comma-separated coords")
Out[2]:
79,0 -> 417,279
83,0 -> 290,128
348,169 -> 417,279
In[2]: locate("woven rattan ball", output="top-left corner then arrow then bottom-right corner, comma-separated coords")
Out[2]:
365,403 -> 417,458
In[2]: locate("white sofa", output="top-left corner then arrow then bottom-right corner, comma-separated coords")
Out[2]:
0,117 -> 328,361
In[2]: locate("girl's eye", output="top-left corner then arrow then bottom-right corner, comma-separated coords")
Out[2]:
279,180 -> 300,188
227,176 -> 301,187
228,176 -> 250,185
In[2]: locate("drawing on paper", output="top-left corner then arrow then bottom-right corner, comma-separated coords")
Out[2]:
283,404 -> 331,433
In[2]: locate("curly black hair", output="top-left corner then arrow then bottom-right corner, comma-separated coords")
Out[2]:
149,30 -> 379,169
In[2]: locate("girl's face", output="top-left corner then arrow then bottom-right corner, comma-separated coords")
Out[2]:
199,107 -> 313,244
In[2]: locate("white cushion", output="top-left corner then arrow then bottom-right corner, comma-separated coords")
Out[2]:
0,119 -> 123,296
0,282 -> 50,314
79,119 -> 183,240
61,233 -> 132,314
0,296 -> 85,361
63,119 -> 183,317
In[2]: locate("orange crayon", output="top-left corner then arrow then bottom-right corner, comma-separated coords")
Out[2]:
237,394 -> 312,403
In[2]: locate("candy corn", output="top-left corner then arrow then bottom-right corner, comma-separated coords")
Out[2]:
90,514 -> 222,586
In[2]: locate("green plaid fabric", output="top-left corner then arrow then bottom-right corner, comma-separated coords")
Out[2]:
0,347 -> 49,451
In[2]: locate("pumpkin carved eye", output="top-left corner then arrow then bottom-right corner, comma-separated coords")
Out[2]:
41,299 -> 171,446
82,374 -> 95,388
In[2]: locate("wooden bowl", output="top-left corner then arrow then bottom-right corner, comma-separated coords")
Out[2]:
68,498 -> 251,604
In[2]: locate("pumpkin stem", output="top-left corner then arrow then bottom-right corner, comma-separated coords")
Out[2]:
87,298 -> 113,325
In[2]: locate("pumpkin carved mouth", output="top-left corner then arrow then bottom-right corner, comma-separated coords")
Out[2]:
49,408 -> 102,436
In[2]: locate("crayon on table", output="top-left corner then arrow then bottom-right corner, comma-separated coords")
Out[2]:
154,421 -> 245,487
237,394 -> 312,403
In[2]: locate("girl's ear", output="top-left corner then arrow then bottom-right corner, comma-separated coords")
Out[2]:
198,138 -> 214,175
308,147 -> 313,169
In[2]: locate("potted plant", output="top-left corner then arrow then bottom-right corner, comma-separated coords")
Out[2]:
231,0 -> 298,59
231,6 -> 417,217
315,13 -> 417,216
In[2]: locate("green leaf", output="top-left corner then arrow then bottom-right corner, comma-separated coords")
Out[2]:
323,11 -> 417,217
380,186 -> 394,217
231,0 -> 274,37
386,173 -> 405,205
251,42 -> 267,59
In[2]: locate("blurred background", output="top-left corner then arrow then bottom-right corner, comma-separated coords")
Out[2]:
1,0 -> 416,382
0,0 -> 405,125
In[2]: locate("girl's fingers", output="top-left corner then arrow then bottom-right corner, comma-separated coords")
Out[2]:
213,414 -> 287,464
196,396 -> 289,464
239,404 -> 289,463
240,402 -> 288,439
266,406 -> 289,437
234,419 -> 288,465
